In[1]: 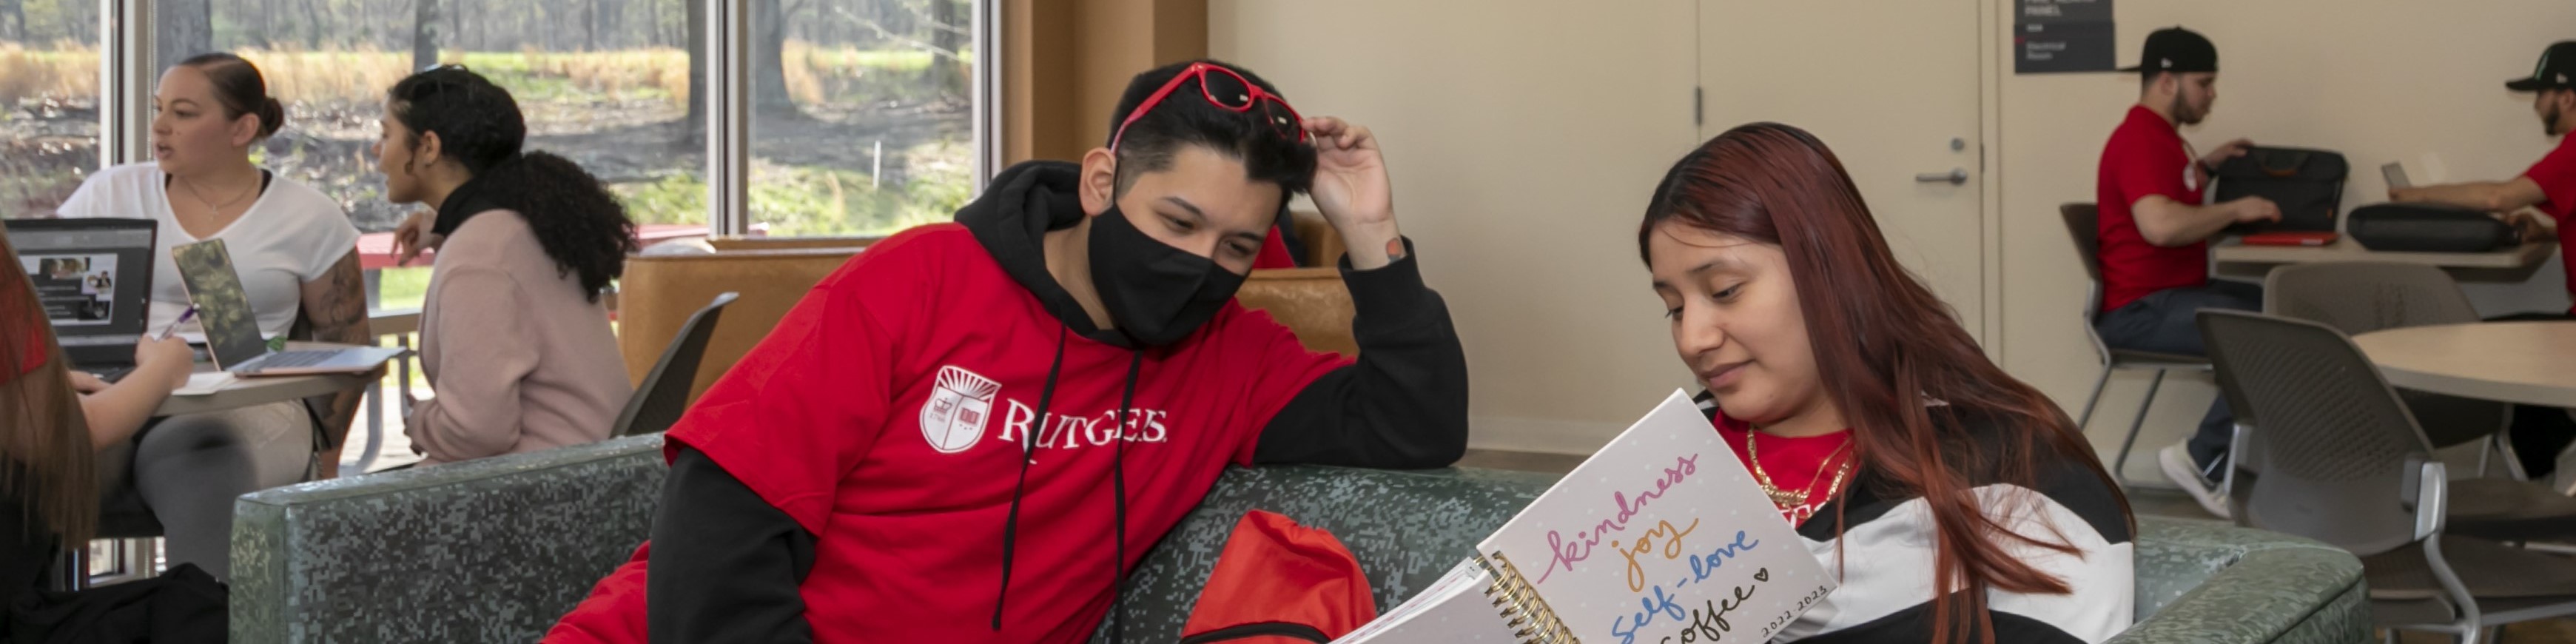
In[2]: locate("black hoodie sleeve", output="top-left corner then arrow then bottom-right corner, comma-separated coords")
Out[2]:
1254,239 -> 1470,469
648,445 -> 818,643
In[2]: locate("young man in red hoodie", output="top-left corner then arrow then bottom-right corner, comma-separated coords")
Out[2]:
545,59 -> 1467,643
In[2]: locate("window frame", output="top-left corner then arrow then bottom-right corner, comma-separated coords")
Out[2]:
99,0 -> 1005,236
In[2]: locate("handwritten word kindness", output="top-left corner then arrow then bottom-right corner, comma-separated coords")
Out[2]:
1605,532 -> 1763,644
1536,454 -> 1701,585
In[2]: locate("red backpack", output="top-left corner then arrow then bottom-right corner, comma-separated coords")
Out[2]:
1178,511 -> 1378,643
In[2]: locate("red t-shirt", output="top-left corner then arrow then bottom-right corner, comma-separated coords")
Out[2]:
4,278 -> 47,380
1712,413 -> 1855,528
2095,104 -> 2210,312
2521,135 -> 2576,315
554,224 -> 1351,643
1254,225 -> 1295,269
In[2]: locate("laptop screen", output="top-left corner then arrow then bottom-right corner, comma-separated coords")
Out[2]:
2382,162 -> 2412,190
3,218 -> 155,341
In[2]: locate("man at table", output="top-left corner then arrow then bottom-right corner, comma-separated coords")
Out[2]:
2391,40 -> 2576,321
2391,40 -> 2576,477
2095,26 -> 2280,518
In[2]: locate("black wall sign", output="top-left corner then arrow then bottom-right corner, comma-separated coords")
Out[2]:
2016,0 -> 2115,74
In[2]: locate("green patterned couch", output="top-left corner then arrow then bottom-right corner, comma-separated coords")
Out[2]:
230,435 -> 2369,643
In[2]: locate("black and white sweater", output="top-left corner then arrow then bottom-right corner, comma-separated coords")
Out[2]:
1698,399 -> 2136,643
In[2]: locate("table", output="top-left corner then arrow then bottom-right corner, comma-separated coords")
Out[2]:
2211,238 -> 2557,279
151,343 -> 389,417
2352,321 -> 2576,408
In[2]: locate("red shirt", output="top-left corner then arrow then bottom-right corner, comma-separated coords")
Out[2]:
2096,104 -> 2209,312
4,278 -> 46,380
2522,135 -> 2576,315
1712,413 -> 1855,528
1254,226 -> 1295,269
555,224 -> 1348,643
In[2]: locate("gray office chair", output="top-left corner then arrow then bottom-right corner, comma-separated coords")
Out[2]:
611,292 -> 737,437
2059,203 -> 2213,483
2199,310 -> 2576,643
2264,262 -> 2518,477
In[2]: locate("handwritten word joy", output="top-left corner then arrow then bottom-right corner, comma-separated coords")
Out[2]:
1614,519 -> 1702,592
1537,454 -> 1701,585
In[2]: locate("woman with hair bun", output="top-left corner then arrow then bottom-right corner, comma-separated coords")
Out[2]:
53,53 -> 371,582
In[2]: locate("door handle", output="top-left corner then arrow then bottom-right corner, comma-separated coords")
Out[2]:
1915,168 -> 1968,185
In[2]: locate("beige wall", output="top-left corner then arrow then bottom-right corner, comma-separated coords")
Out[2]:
1997,1 -> 2576,477
1213,1 -> 2576,459
1212,1 -> 1703,452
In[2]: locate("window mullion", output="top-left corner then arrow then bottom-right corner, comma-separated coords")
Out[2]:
99,0 -> 152,170
704,0 -> 750,236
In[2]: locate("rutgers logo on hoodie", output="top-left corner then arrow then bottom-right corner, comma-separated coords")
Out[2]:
921,366 -> 1001,453
920,364 -> 1182,457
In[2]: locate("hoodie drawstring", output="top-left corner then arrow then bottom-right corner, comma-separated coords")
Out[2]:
1107,349 -> 1143,643
990,332 -> 1146,643
992,326 -> 1069,631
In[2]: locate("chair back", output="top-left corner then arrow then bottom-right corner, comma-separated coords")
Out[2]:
2264,262 -> 2479,334
1234,267 -> 1359,357
2060,203 -> 2114,362
2264,261 -> 2506,449
619,247 -> 858,400
613,292 -> 737,437
2198,309 -> 2435,556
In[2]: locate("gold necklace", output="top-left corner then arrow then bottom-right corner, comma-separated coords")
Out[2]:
179,173 -> 258,215
1749,432 -> 1856,509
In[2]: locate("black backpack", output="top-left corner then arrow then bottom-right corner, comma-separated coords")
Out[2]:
2212,146 -> 2347,232
2347,203 -> 2521,252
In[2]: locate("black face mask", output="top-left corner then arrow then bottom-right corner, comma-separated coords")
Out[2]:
1086,205 -> 1247,346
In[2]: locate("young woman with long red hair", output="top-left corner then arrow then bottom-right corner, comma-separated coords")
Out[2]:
1643,123 -> 2134,643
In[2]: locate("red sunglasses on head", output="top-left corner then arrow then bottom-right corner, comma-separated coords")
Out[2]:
1109,62 -> 1307,152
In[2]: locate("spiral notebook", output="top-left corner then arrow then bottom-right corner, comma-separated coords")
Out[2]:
1333,389 -> 1835,644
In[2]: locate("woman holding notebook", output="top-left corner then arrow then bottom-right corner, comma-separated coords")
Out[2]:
1641,123 -> 2134,643
53,53 -> 370,582
371,67 -> 635,466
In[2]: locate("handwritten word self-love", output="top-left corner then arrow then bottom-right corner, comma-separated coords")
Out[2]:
1536,454 -> 1701,585
1606,531 -> 1764,644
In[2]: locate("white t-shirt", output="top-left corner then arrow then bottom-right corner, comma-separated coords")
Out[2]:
57,163 -> 360,342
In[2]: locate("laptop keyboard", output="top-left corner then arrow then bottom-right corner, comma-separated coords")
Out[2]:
255,350 -> 340,369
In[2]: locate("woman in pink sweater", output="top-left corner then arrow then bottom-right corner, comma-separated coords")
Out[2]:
375,67 -> 636,466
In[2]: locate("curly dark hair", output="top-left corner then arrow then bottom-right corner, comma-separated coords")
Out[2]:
389,67 -> 636,301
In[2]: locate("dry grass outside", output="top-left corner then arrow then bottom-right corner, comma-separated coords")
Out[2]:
0,42 -> 101,107
1,41 -> 946,113
236,45 -> 413,107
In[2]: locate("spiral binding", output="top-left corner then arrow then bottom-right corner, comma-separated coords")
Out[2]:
1476,551 -> 1579,643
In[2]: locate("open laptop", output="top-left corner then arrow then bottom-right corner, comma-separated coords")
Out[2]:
2383,161 -> 2412,190
5,218 -> 157,380
171,238 -> 404,376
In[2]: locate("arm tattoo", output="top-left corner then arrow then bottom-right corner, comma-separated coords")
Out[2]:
300,251 -> 375,460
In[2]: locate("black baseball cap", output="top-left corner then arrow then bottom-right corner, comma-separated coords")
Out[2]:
2506,41 -> 2576,92
2119,27 -> 2218,74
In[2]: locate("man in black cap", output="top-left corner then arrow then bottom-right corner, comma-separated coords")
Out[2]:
2391,40 -> 2576,321
2092,26 -> 2278,518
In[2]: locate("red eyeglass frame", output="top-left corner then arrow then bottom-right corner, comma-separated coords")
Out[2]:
1108,62 -> 1307,152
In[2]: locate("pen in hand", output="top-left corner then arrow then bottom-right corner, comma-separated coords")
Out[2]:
157,306 -> 198,341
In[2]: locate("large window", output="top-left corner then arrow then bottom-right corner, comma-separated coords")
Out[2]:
166,0 -> 710,238
0,0 -> 104,219
749,0 -> 976,237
